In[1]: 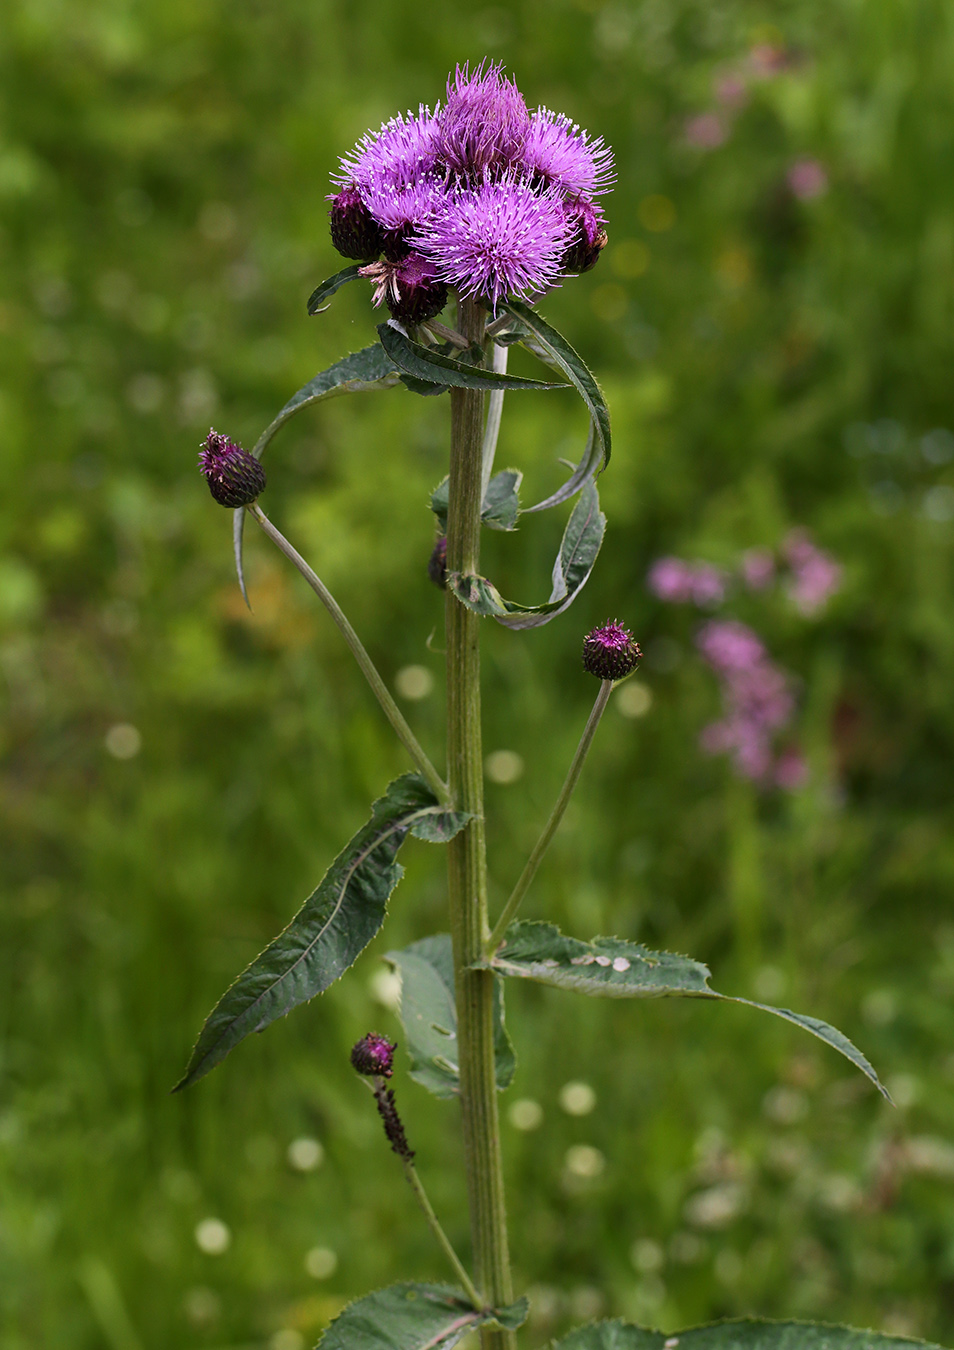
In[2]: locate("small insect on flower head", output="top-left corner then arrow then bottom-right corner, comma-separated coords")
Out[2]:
582,620 -> 642,681
198,430 -> 266,508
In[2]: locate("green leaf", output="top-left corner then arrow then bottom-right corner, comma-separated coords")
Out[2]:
524,417 -> 603,514
487,921 -> 888,1097
400,373 -> 450,397
501,297 -> 612,471
385,935 -> 515,1099
431,470 -> 523,534
307,264 -> 364,314
378,321 -> 563,391
552,1321 -> 944,1350
174,774 -> 442,1092
318,1283 -> 527,1350
446,479 -> 605,629
409,808 -> 473,844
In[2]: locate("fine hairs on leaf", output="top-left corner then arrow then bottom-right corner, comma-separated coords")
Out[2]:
317,1284 -> 528,1350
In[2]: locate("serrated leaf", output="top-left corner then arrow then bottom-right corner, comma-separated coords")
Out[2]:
487,921 -> 887,1097
174,774 -> 442,1091
318,1283 -> 527,1350
400,373 -> 450,397
378,321 -> 563,391
409,808 -> 473,844
501,297 -> 611,470
307,264 -> 364,314
431,470 -> 523,534
552,1321 -> 944,1350
446,479 -> 605,629
386,935 -> 515,1099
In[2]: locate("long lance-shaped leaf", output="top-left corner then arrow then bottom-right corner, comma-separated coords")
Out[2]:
385,935 -> 515,1099
524,417 -> 603,514
231,344 -> 400,604
485,921 -> 888,1098
553,1321 -> 944,1350
446,478 -> 605,629
174,775 -> 469,1091
501,297 -> 611,471
306,263 -> 364,314
378,320 -> 564,392
319,1284 -> 528,1350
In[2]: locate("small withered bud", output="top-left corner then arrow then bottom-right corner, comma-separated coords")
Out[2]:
198,430 -> 267,508
385,254 -> 448,327
428,536 -> 448,589
562,200 -> 608,275
374,1084 -> 415,1162
582,620 -> 642,681
350,1032 -> 396,1078
329,185 -> 384,262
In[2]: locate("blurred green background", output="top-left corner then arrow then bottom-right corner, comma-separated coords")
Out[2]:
5,0 -> 954,1346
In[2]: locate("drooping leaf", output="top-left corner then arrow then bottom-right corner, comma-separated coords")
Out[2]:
431,470 -> 523,534
400,373 -> 450,397
175,774 -> 444,1091
318,1283 -> 528,1350
524,417 -> 603,514
378,320 -> 563,391
552,1321 -> 943,1350
307,264 -> 364,314
487,921 -> 888,1097
446,478 -> 605,629
409,809 -> 473,844
385,935 -> 515,1099
501,297 -> 611,470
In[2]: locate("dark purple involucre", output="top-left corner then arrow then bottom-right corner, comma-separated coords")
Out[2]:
350,1032 -> 396,1078
198,430 -> 266,508
582,621 -> 642,681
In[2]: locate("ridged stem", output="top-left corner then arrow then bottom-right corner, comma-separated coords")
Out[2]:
445,296 -> 515,1350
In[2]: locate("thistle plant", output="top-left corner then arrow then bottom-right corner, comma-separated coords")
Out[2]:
180,62 -> 911,1350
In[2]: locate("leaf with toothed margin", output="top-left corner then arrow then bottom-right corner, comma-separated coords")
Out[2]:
446,479 -> 605,629
173,775 -> 467,1092
318,1284 -> 528,1350
378,320 -> 564,391
431,470 -> 523,534
230,344 -> 399,603
306,264 -> 364,314
552,1321 -> 945,1350
501,298 -> 611,472
385,935 -> 515,1099
485,921 -> 889,1098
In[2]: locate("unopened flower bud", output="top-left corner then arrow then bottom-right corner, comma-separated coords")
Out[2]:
428,536 -> 448,589
582,620 -> 642,681
562,199 -> 607,274
198,430 -> 266,507
329,185 -> 384,262
350,1032 -> 396,1078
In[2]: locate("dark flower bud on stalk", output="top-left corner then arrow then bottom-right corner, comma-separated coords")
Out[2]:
329,185 -> 384,261
582,620 -> 642,681
350,1032 -> 396,1078
198,430 -> 267,507
562,199 -> 608,274
428,536 -> 448,589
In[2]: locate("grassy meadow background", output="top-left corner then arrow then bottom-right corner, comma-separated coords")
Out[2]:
6,0 -> 954,1345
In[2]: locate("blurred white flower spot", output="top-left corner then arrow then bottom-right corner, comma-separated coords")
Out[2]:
630,1237 -> 664,1272
508,1098 -> 543,1131
615,681 -> 652,718
395,664 -> 434,700
485,749 -> 524,784
304,1246 -> 338,1278
559,1082 -> 596,1116
287,1137 -> 324,1172
369,967 -> 402,1010
270,1332 -> 305,1350
564,1144 -> 605,1178
194,1218 -> 231,1255
105,724 -> 141,759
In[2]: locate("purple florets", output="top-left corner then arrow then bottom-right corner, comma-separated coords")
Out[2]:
326,63 -> 614,312
198,430 -> 266,508
351,1032 -> 396,1078
582,621 -> 642,681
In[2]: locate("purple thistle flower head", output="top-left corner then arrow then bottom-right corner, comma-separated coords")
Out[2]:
439,61 -> 531,177
334,107 -> 441,194
198,430 -> 266,508
524,108 -> 615,198
350,1032 -> 396,1079
359,251 -> 448,326
561,198 -> 607,274
413,175 -> 573,306
582,620 -> 642,681
328,184 -> 383,262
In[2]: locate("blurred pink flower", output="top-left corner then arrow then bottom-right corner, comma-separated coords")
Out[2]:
647,556 -> 695,603
740,547 -> 775,591
787,158 -> 828,201
685,113 -> 727,150
696,619 -> 765,673
749,43 -> 791,78
714,73 -> 748,109
783,529 -> 842,615
697,620 -> 796,784
689,563 -> 727,608
774,748 -> 809,791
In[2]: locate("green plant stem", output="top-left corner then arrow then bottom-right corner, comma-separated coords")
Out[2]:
445,296 -> 515,1350
486,679 -> 614,955
249,503 -> 449,803
480,342 -> 508,501
400,1156 -> 483,1308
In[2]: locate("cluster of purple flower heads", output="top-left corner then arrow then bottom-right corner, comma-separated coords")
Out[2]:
328,62 -> 613,322
696,620 -> 803,788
